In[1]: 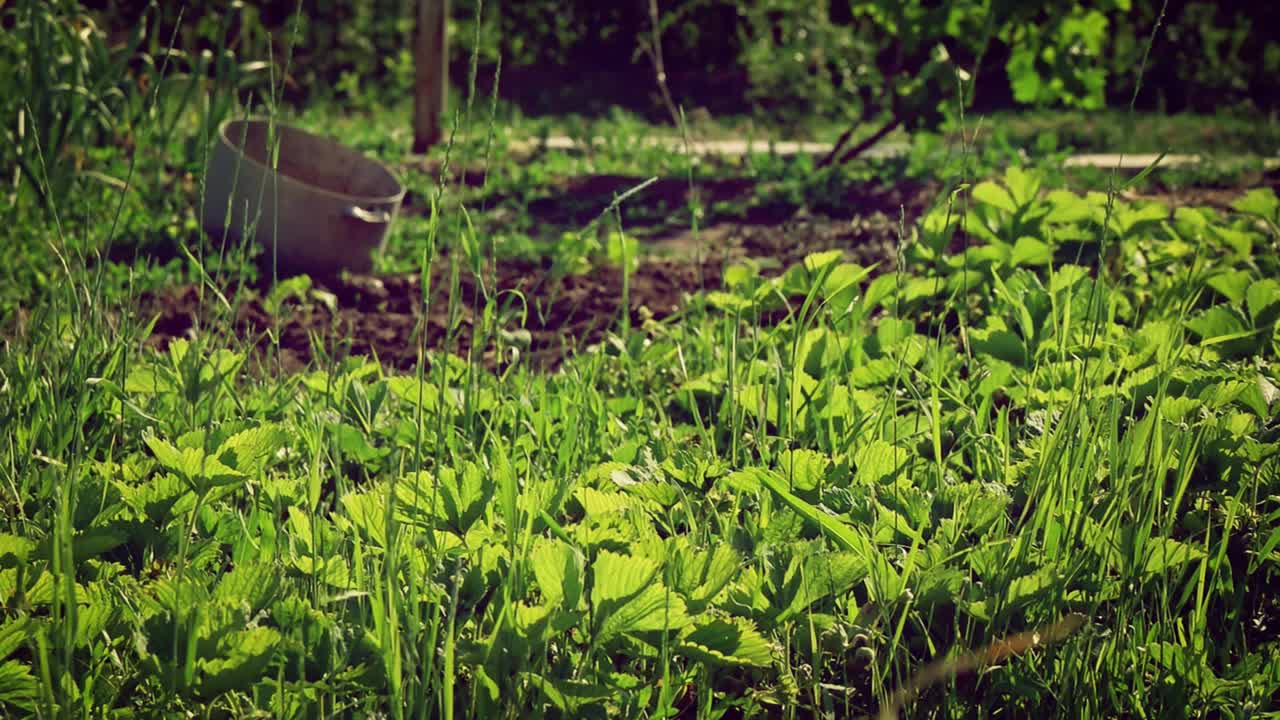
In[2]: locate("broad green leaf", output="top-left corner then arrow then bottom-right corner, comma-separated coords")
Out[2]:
1209,225 -> 1255,256
213,563 -> 281,615
0,537 -> 33,567
264,274 -> 313,314
913,566 -> 968,607
777,449 -> 829,492
1141,537 -> 1206,576
338,489 -> 388,547
1113,202 -> 1168,234
124,365 -> 175,394
1011,236 -> 1053,267
723,263 -> 758,289
720,467 -> 768,494
198,627 -> 281,697
520,673 -> 613,714
970,327 -> 1028,366
0,618 -> 32,663
385,376 -> 447,413
876,317 -> 914,350
591,551 -> 658,605
1004,565 -> 1062,608
706,290 -> 754,313
1145,642 -> 1222,693
1246,279 -> 1280,328
863,274 -> 899,310
217,424 -> 286,476
530,539 -> 584,610
1232,187 -> 1279,221
1044,189 -> 1095,224
144,432 -> 244,490
803,249 -> 844,274
972,180 -> 1018,215
902,276 -> 945,304
1004,166 -> 1041,207
1258,374 -> 1280,410
1185,305 -> 1248,342
822,262 -> 874,307
1206,270 -> 1253,305
605,231 -> 640,273
670,544 -> 740,612
0,660 -> 36,707
75,585 -> 116,648
575,487 -> 638,515
592,551 -> 690,643
678,617 -> 774,667
850,357 -> 898,388
777,551 -> 868,622
854,440 -> 909,485
396,463 -> 494,533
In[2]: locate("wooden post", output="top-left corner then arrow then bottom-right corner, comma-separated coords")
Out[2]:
413,0 -> 448,153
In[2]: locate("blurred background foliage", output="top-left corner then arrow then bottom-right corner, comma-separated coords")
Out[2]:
57,0 -> 1280,115
2,0 -> 1277,207
48,0 -> 1280,121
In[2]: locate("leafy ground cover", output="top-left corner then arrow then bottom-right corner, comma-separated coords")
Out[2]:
3,7 -> 1280,717
5,114 -> 1280,715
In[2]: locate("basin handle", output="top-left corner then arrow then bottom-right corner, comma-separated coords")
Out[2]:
345,205 -> 393,224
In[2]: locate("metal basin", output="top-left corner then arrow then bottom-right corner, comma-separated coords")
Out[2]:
202,118 -> 405,277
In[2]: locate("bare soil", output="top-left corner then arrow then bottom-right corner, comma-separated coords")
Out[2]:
139,176 -> 937,371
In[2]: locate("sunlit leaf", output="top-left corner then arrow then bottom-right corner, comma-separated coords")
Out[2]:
530,539 -> 584,610
678,616 -> 774,667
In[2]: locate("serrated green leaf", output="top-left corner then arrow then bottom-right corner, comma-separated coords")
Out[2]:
822,263 -> 874,308
679,616 -> 774,667
592,551 -> 690,644
670,544 -> 740,612
973,180 -> 1018,214
971,327 -> 1029,366
1002,167 -> 1038,206
575,487 -> 637,515
1246,279 -> 1280,328
144,432 -> 244,490
198,627 -> 281,697
777,449 -> 829,493
124,364 -> 175,394
1011,236 -> 1053,267
778,551 -> 868,622
75,589 -> 115,648
520,673 -> 613,714
0,536 -> 33,567
530,539 -> 584,610
1185,305 -> 1248,342
1206,270 -> 1253,305
850,357 -> 898,388
854,441 -> 909,485
0,660 -> 36,707
214,563 -> 281,615
1044,190 -> 1095,224
1232,187 -> 1279,220
1141,537 -> 1206,576
0,617 -> 33,662
803,249 -> 844,273
706,291 -> 754,313
385,376 -> 447,413
217,424 -> 286,475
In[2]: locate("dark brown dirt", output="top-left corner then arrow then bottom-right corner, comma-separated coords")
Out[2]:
138,177 -> 938,372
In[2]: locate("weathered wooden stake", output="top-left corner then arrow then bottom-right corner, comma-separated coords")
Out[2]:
413,0 -> 448,153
